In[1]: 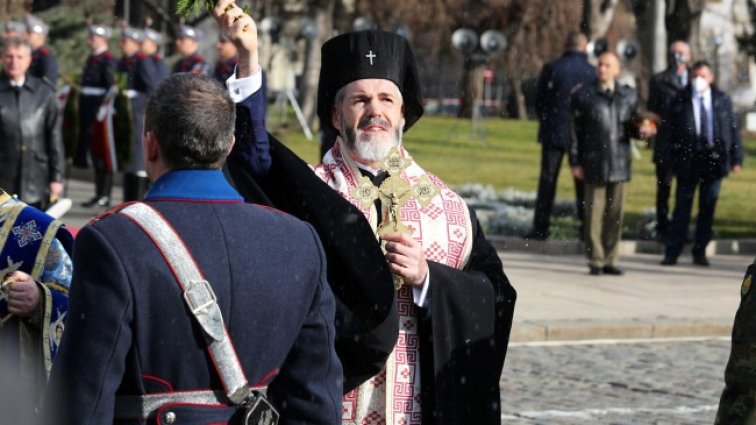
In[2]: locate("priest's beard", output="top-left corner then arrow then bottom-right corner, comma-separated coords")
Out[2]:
341,116 -> 403,164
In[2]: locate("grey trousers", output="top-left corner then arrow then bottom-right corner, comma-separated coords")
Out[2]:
584,182 -> 626,268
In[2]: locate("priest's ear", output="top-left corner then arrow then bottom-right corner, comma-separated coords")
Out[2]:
331,107 -> 342,135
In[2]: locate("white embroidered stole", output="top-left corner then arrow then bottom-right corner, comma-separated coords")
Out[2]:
315,142 -> 474,424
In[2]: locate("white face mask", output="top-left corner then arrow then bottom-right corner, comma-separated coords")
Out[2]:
693,76 -> 709,93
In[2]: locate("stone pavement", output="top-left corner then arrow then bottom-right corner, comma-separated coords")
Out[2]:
57,174 -> 749,343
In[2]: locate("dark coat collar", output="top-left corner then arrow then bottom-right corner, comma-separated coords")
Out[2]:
0,74 -> 40,92
145,169 -> 243,202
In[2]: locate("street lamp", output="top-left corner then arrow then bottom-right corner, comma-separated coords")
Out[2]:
451,28 -> 507,140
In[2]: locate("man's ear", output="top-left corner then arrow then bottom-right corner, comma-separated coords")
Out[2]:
227,135 -> 236,156
144,131 -> 159,161
332,107 -> 341,133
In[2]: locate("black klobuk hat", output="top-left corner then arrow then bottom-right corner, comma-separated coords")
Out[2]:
317,30 -> 423,135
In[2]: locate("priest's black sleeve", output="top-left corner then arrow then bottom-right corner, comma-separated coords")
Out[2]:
418,208 -> 516,424
225,97 -> 399,393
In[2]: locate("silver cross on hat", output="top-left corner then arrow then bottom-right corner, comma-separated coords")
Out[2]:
365,50 -> 377,66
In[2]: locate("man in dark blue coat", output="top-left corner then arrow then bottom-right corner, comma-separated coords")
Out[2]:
528,31 -> 596,240
647,41 -> 690,242
661,61 -> 743,267
48,73 -> 343,424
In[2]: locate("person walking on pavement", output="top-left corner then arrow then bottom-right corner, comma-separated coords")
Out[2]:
569,52 -> 655,276
527,31 -> 596,241
0,37 -> 64,210
647,41 -> 691,242
660,60 -> 743,267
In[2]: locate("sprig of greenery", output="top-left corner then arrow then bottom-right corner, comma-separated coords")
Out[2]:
175,0 -> 250,17
175,0 -> 215,16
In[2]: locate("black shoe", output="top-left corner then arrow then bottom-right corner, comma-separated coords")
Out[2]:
660,256 -> 677,266
589,266 -> 602,275
82,196 -> 110,208
603,266 -> 624,275
693,255 -> 710,266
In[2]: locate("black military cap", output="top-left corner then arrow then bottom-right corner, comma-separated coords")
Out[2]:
317,30 -> 423,134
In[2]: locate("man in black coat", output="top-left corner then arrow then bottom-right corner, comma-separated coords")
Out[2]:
48,73 -> 343,424
661,61 -> 743,267
647,41 -> 691,241
528,31 -> 596,240
570,52 -> 654,276
0,37 -> 63,210
216,2 -> 516,423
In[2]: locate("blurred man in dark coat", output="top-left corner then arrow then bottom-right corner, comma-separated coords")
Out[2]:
77,24 -> 116,208
172,24 -> 209,75
25,14 -> 58,87
0,37 -> 63,210
528,31 -> 596,240
647,41 -> 690,242
216,2 -> 516,423
660,61 -> 743,267
570,52 -> 654,276
49,73 -> 343,424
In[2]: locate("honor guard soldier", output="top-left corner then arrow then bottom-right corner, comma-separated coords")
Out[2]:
216,1 -> 517,422
213,33 -> 237,83
2,21 -> 25,39
140,28 -> 169,91
25,14 -> 59,86
48,73 -> 342,424
118,28 -> 151,201
172,24 -> 209,75
77,24 -> 116,208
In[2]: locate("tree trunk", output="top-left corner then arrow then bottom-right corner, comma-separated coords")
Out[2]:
582,0 -> 620,38
509,76 -> 528,120
301,0 -> 336,130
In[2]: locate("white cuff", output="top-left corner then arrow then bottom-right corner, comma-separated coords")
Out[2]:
412,271 -> 430,308
226,65 -> 262,103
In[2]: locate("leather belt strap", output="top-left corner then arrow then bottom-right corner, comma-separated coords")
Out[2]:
80,86 -> 107,96
114,388 -> 265,420
118,203 -> 250,404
